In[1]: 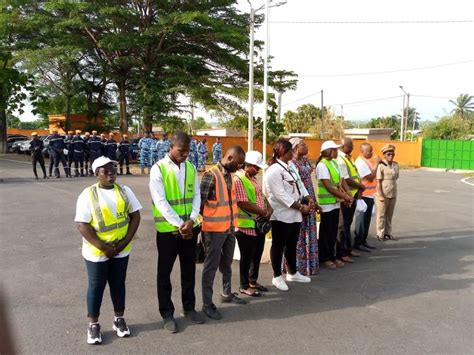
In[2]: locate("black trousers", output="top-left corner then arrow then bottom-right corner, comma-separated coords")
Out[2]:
48,149 -> 55,176
118,152 -> 130,167
236,231 -> 265,289
73,152 -> 84,175
270,221 -> 300,277
318,208 -> 340,263
52,149 -> 69,176
337,202 -> 356,257
156,227 -> 199,319
32,153 -> 46,178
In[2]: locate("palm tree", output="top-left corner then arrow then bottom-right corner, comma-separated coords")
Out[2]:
449,94 -> 474,119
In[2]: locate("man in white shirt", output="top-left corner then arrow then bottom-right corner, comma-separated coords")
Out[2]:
336,138 -> 366,262
149,132 -> 205,333
75,156 -> 142,345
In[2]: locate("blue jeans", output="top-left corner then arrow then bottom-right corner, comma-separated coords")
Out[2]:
85,256 -> 129,318
354,197 -> 375,246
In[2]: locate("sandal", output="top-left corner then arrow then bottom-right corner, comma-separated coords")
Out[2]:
376,235 -> 385,242
249,283 -> 269,292
240,288 -> 261,297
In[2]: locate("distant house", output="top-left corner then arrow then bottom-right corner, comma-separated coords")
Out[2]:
343,128 -> 394,141
194,127 -> 246,137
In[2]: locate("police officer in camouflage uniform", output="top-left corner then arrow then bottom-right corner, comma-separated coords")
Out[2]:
151,134 -> 161,165
189,138 -> 198,168
138,132 -> 154,174
158,133 -> 170,161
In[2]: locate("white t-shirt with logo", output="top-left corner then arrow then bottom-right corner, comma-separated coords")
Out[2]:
75,184 -> 142,262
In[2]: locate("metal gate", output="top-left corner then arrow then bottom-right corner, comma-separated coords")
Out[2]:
421,139 -> 474,170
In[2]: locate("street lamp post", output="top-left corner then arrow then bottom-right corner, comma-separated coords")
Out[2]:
247,0 -> 287,160
399,85 -> 409,142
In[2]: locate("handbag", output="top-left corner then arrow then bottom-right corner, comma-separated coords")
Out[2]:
255,217 -> 272,235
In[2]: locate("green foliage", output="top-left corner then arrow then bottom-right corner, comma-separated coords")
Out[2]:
282,104 -> 321,133
450,93 -> 474,119
423,113 -> 473,139
365,115 -> 400,139
192,117 -> 210,131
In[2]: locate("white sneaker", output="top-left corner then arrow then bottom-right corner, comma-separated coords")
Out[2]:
286,272 -> 311,283
272,276 -> 289,291
112,317 -> 131,337
87,323 -> 102,345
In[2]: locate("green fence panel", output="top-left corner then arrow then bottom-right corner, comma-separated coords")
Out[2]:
421,139 -> 474,170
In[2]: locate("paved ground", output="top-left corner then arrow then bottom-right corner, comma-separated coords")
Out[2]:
1,155 -> 473,354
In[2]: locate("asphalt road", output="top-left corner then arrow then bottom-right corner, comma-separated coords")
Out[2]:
1,155 -> 473,354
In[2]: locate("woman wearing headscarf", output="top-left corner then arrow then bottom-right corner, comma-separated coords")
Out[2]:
289,137 -> 322,276
263,138 -> 313,291
315,141 -> 353,270
376,144 -> 399,241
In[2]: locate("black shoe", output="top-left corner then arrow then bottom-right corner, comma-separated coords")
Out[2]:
183,310 -> 205,324
202,305 -> 222,320
112,317 -> 130,337
221,292 -> 248,305
163,317 -> 177,333
354,244 -> 371,252
87,323 -> 102,345
363,242 -> 376,250
35,176 -> 39,179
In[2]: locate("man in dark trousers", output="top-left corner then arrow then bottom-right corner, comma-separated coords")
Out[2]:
87,131 -> 102,176
65,130 -> 75,169
105,133 -> 118,160
100,133 -> 107,155
118,134 -> 132,175
83,131 -> 91,175
29,132 -> 48,179
49,129 -> 71,178
71,130 -> 86,177
149,132 -> 205,333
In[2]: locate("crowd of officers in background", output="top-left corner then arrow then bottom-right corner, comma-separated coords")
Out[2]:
137,133 -> 222,175
29,130 -> 224,180
29,129 -> 133,179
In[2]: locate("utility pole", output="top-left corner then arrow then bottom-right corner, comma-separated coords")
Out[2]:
247,5 -> 255,151
405,93 -> 410,142
320,89 -> 324,139
262,0 -> 270,163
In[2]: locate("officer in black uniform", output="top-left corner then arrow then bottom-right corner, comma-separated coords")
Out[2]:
65,130 -> 74,169
83,131 -> 91,174
49,129 -> 71,178
46,133 -> 55,177
104,133 -> 118,160
29,132 -> 48,179
118,134 -> 132,175
71,129 -> 86,177
100,133 -> 107,155
87,130 -> 102,176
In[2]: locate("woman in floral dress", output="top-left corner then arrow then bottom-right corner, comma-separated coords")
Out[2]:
289,138 -> 321,275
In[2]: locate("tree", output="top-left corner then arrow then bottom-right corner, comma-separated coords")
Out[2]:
450,93 -> 474,119
366,115 -> 400,139
192,116 -> 210,131
423,114 -> 471,140
282,104 -> 321,133
269,69 -> 298,121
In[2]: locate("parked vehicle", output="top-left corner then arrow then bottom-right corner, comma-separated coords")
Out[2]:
7,137 -> 28,152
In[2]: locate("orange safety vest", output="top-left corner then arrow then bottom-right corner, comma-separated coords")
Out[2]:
202,165 -> 238,232
361,157 -> 377,197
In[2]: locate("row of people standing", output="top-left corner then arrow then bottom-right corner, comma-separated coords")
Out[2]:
33,130 -> 133,179
75,133 -> 399,344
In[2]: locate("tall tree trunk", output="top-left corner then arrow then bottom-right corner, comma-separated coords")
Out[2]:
143,113 -> 152,133
0,107 -> 7,154
118,80 -> 128,134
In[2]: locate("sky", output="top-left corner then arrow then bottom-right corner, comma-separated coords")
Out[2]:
240,0 -> 474,123
18,0 -> 474,125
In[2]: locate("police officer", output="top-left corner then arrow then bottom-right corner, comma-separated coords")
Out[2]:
189,138 -> 198,168
138,132 -> 153,174
29,132 -> 48,179
104,133 -> 118,160
65,130 -> 75,169
49,129 -> 71,178
212,137 -> 222,164
159,133 -> 171,161
100,133 -> 107,155
83,131 -> 91,174
46,132 -> 56,177
118,134 -> 132,175
87,131 -> 103,176
71,129 -> 86,177
151,134 -> 161,165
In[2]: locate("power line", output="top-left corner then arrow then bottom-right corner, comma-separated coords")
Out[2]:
299,60 -> 474,78
337,95 -> 402,107
411,94 -> 455,100
270,20 -> 474,24
282,90 -> 322,107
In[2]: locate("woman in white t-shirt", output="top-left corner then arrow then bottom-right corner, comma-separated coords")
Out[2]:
315,141 -> 353,270
75,157 -> 142,345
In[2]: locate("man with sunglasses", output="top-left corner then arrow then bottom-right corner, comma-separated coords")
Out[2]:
75,156 -> 142,345
149,132 -> 205,333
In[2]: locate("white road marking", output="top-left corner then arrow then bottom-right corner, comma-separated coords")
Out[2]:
461,177 -> 474,186
434,189 -> 450,193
